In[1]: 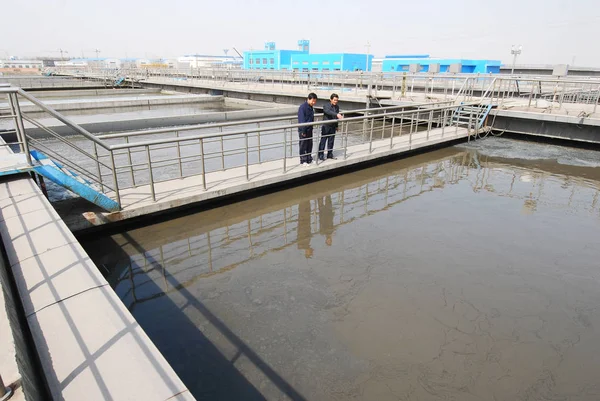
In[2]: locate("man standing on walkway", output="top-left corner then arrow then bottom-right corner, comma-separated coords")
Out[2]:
318,93 -> 343,161
298,93 -> 317,165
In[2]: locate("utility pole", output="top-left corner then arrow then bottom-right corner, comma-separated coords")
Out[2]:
365,41 -> 371,72
510,45 -> 522,75
95,49 -> 101,59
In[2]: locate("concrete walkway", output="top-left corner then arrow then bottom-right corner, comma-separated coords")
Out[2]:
62,125 -> 470,232
0,131 -> 195,400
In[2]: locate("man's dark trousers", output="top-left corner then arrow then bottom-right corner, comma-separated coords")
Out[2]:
299,131 -> 313,163
318,126 -> 335,159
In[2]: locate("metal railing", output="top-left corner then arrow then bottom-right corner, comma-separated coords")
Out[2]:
49,67 -> 600,114
0,75 -> 112,90
1,86 -> 481,210
51,67 -> 494,100
454,76 -> 600,115
99,101 -> 476,205
0,87 -> 117,195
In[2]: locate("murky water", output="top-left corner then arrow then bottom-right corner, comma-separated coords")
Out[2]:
83,137 -> 600,401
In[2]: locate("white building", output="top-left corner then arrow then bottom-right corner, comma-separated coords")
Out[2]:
0,59 -> 43,70
177,55 -> 242,69
103,58 -> 121,69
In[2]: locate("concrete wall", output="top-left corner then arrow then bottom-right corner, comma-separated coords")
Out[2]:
0,238 -> 48,400
490,111 -> 600,144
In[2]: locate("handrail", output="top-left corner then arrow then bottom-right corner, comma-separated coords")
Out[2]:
14,88 -> 110,150
97,100 -> 454,140
109,102 -> 464,150
480,77 -> 498,99
20,115 -> 113,171
453,77 -> 471,100
49,67 -> 600,87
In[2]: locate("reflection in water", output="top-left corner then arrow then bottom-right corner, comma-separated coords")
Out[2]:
84,141 -> 600,401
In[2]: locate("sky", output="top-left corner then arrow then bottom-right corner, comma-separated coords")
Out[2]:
3,0 -> 600,66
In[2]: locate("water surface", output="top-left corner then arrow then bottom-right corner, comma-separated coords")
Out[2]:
83,138 -> 600,401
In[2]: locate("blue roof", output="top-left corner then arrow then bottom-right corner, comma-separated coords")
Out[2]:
183,54 -> 238,59
385,55 -> 430,59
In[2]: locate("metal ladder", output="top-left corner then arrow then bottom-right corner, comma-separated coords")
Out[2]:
451,103 -> 493,129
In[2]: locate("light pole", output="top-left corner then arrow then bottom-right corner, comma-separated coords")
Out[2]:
510,45 -> 522,75
365,41 -> 371,72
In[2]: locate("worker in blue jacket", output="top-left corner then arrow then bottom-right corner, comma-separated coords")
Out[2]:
298,93 -> 317,165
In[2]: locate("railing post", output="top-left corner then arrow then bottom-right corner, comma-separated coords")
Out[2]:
145,145 -> 156,202
389,116 -> 395,149
92,142 -> 107,192
399,114 -> 404,140
427,110 -> 433,140
219,126 -> 225,169
558,82 -> 566,110
315,127 -> 321,166
257,122 -> 262,163
409,112 -> 414,149
200,138 -> 206,190
175,131 -> 183,178
468,109 -> 474,142
245,133 -> 249,181
381,110 -> 387,140
7,93 -> 24,153
283,129 -> 287,173
441,109 -> 447,137
368,117 -> 374,153
343,121 -> 349,160
413,111 -> 419,135
109,150 -> 121,207
11,93 -> 32,166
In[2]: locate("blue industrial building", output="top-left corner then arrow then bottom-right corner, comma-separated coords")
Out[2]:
381,55 -> 501,73
243,41 -> 308,70
291,53 -> 373,72
243,41 -> 373,71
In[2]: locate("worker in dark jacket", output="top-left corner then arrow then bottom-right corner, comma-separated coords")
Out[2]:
318,93 -> 343,161
298,93 -> 317,165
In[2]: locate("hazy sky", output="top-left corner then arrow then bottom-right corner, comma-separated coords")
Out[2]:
3,0 -> 599,66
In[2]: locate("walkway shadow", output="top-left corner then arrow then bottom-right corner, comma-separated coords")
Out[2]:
99,231 -> 307,401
